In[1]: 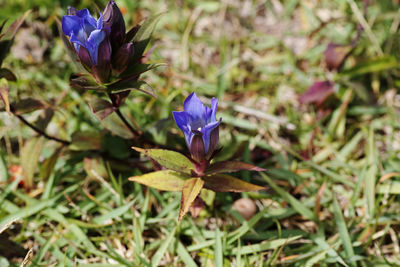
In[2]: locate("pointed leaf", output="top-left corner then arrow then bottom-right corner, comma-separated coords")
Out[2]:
207,161 -> 265,175
203,174 -> 265,192
132,147 -> 194,174
89,97 -> 114,120
11,98 -> 47,114
299,81 -> 335,106
129,170 -> 191,191
108,79 -> 156,98
34,108 -> 54,131
69,74 -> 105,91
0,40 -> 12,67
179,178 -> 204,221
101,112 -> 135,139
121,63 -> 166,80
131,12 -> 164,60
40,147 -> 62,181
21,137 -> 44,189
0,78 -> 10,113
0,68 -> 16,81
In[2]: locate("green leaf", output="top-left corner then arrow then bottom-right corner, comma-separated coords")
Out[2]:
101,112 -> 136,139
0,68 -> 16,81
39,147 -> 61,181
332,194 -> 356,266
93,200 -> 135,225
229,236 -> 301,255
69,131 -> 102,151
88,97 -> 114,120
207,160 -> 265,175
202,174 -> 265,192
108,79 -> 156,98
11,98 -> 47,115
131,12 -> 164,60
120,63 -> 166,82
261,173 -> 316,221
340,56 -> 399,77
129,170 -> 191,191
133,147 -> 194,174
150,226 -> 176,267
21,137 -> 44,189
179,178 -> 204,221
0,78 -> 9,113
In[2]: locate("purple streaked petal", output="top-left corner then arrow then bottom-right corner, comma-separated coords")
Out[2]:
86,29 -> 106,64
69,31 -> 85,50
201,120 -> 220,153
96,12 -> 103,29
210,97 -> 218,122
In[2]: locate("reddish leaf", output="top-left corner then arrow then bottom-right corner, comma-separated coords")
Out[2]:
299,81 -> 335,106
179,178 -> 204,221
129,170 -> 191,192
324,43 -> 353,71
207,161 -> 265,175
203,174 -> 265,192
132,147 -> 194,174
190,196 -> 205,218
89,98 -> 114,120
0,78 -> 10,113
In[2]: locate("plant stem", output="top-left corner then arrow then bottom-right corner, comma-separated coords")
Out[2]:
108,93 -> 141,138
16,114 -> 71,145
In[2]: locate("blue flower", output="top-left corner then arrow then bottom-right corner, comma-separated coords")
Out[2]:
173,92 -> 221,162
62,8 -> 106,65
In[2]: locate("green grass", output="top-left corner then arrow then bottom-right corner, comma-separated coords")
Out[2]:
1,0 -> 400,266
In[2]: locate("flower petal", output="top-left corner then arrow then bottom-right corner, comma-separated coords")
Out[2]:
173,111 -> 192,146
184,92 -> 205,123
201,120 -> 220,153
210,97 -> 218,122
86,29 -> 106,65
62,15 -> 82,36
96,12 -> 103,30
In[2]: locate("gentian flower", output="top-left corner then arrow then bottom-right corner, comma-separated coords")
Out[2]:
62,7 -> 111,83
173,93 -> 221,164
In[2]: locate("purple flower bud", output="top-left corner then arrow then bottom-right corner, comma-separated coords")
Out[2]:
112,42 -> 134,73
173,92 -> 221,162
103,0 -> 126,51
190,131 -> 206,163
92,35 -> 112,83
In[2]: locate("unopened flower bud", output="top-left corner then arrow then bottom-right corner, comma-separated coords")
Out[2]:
103,0 -> 126,51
